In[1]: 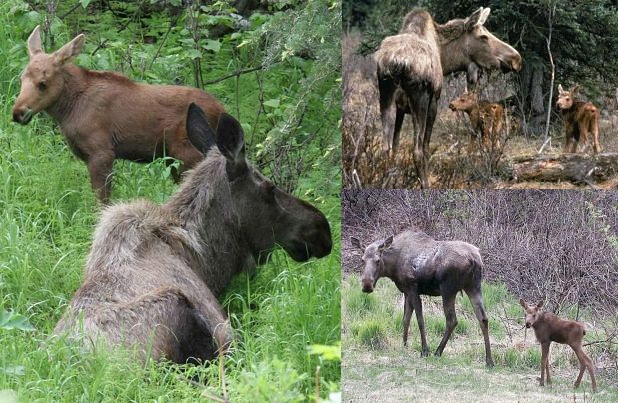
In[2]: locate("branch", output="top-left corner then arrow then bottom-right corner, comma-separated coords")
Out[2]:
203,66 -> 263,85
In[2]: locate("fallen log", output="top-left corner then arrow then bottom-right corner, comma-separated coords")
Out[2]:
511,153 -> 618,185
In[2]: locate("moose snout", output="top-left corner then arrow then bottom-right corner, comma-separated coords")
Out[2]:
361,277 -> 374,293
12,107 -> 33,125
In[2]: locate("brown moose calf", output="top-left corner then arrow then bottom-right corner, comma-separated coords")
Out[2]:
448,92 -> 503,151
556,84 -> 600,154
12,26 -> 226,204
520,299 -> 597,392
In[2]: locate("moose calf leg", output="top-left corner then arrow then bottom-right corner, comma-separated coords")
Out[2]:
87,152 -> 114,204
540,341 -> 551,386
572,345 -> 597,391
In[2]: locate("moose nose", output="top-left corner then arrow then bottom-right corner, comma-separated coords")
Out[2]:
448,103 -> 456,111
12,108 -> 33,125
361,278 -> 374,293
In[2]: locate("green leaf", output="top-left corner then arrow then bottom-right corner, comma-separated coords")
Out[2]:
79,0 -> 92,8
263,99 -> 280,108
0,309 -> 35,331
307,343 -> 341,361
203,39 -> 221,53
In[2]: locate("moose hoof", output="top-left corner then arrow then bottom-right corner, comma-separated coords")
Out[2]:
420,350 -> 429,358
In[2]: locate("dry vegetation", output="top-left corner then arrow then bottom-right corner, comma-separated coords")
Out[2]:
343,32 -> 618,189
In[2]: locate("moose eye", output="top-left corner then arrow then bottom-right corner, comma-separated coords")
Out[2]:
37,81 -> 47,91
480,35 -> 489,41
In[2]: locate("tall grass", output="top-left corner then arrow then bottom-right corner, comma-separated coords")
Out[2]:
0,1 -> 340,401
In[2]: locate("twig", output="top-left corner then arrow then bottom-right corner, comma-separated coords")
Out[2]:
147,12 -> 181,71
537,136 -> 552,154
203,66 -> 263,85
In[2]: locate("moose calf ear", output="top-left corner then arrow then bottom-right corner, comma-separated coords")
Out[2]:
27,25 -> 43,58
519,298 -> 526,307
350,237 -> 363,250
215,113 -> 248,179
536,300 -> 544,309
186,103 -> 216,155
557,84 -> 564,93
54,33 -> 85,64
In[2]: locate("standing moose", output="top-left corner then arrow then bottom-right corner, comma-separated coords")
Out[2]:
351,230 -> 494,367
556,84 -> 600,154
374,7 -> 521,188
12,26 -> 226,203
54,104 -> 332,363
520,299 -> 597,392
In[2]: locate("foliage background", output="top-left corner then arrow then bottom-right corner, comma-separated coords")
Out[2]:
0,0 -> 341,401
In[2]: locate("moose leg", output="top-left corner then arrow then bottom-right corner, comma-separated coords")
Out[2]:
402,292 -> 414,347
409,291 -> 429,356
539,341 -> 551,386
572,345 -> 597,391
578,122 -> 589,153
86,152 -> 114,204
422,92 -> 438,180
377,74 -> 397,155
435,293 -> 458,357
591,120 -> 601,154
407,87 -> 431,188
392,108 -> 405,156
465,288 -> 494,367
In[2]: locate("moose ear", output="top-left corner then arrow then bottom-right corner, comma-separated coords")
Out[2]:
27,25 -> 43,58
558,84 -> 564,93
379,236 -> 393,252
350,236 -> 364,251
536,300 -> 544,309
465,7 -> 488,31
570,84 -> 580,95
53,32 -> 85,64
186,103 -> 216,155
215,113 -> 248,179
519,298 -> 526,308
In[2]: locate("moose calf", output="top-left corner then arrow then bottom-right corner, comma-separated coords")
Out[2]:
556,84 -> 600,154
449,92 -> 503,152
520,299 -> 597,392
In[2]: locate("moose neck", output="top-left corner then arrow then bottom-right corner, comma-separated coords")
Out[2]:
165,155 -> 253,297
46,64 -> 87,125
438,35 -> 472,76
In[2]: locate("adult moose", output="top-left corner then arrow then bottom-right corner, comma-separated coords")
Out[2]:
54,104 -> 332,363
351,230 -> 493,367
12,26 -> 226,203
374,7 -> 521,188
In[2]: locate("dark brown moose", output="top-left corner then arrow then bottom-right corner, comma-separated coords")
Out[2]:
374,7 -> 521,188
53,104 -> 332,363
12,26 -> 226,203
448,91 -> 504,151
520,299 -> 597,392
351,230 -> 494,367
556,84 -> 600,154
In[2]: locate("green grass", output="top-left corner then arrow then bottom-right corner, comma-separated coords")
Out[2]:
342,275 -> 617,402
0,1 -> 340,401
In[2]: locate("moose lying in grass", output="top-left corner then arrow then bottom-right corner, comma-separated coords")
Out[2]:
448,91 -> 503,152
556,84 -> 600,154
374,7 -> 521,188
12,26 -> 226,204
351,230 -> 494,367
520,299 -> 597,392
53,104 -> 332,363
